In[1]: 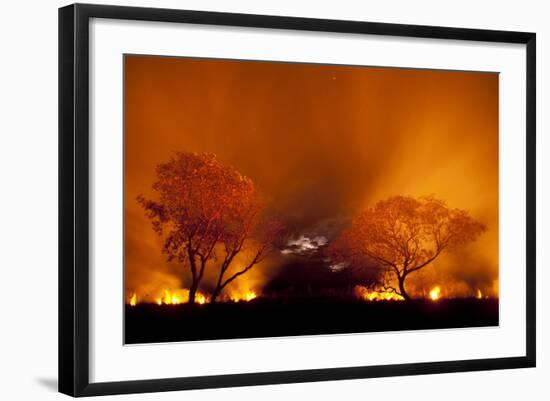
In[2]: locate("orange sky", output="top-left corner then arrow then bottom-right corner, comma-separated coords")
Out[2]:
124,55 -> 499,298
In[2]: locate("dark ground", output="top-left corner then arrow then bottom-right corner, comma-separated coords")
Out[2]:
125,297 -> 499,344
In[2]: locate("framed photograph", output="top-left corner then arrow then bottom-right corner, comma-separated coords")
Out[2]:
59,3 -> 536,397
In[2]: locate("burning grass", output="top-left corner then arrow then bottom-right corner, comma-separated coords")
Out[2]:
127,288 -> 258,306
127,285 -> 495,306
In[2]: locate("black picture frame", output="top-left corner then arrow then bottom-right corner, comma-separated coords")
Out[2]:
59,3 -> 536,397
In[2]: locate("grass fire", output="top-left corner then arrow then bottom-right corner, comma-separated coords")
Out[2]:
127,284 -> 495,307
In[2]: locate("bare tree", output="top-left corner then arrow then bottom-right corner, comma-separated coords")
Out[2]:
211,214 -> 286,303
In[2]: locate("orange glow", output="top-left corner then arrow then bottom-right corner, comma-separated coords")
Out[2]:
134,288 -> 257,305
477,289 -> 483,299
196,293 -> 207,305
230,290 -> 257,302
152,289 -> 208,305
355,286 -> 404,302
429,286 -> 441,301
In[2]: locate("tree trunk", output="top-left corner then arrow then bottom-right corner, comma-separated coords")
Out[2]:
188,280 -> 198,305
398,275 -> 411,301
210,288 -> 221,303
211,270 -> 225,303
187,253 -> 200,305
